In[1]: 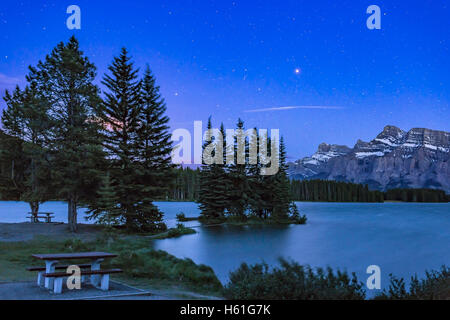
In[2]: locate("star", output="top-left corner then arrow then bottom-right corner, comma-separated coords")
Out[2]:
294,68 -> 301,75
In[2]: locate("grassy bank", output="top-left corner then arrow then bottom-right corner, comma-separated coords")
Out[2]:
0,235 -> 448,300
150,224 -> 196,239
0,235 -> 223,297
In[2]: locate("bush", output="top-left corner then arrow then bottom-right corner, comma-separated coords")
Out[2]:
289,203 -> 307,224
113,247 -> 222,292
176,212 -> 199,222
223,258 -> 365,300
176,212 -> 186,221
375,266 -> 450,300
153,223 -> 196,239
62,239 -> 92,252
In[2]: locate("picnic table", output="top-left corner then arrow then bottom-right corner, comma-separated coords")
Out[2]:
27,212 -> 55,223
29,252 -> 121,294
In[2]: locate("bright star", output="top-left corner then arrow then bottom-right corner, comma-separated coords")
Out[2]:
294,68 -> 301,75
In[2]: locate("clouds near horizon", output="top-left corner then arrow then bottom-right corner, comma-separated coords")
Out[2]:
244,106 -> 345,113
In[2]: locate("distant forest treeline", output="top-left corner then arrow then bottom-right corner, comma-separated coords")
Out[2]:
384,188 -> 449,203
167,167 -> 449,203
290,179 -> 385,202
1,160 -> 448,204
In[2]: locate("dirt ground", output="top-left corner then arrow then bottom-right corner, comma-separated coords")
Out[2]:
0,222 -> 104,242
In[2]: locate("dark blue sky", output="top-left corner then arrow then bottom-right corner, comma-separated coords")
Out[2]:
1,0 -> 449,159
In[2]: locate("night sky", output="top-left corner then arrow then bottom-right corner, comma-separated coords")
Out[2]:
0,1 -> 449,159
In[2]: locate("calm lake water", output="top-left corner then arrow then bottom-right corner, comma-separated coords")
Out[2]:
154,202 -> 450,296
0,201 -> 195,228
1,201 -> 449,294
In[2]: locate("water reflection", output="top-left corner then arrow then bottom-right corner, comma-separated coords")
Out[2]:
153,202 -> 450,296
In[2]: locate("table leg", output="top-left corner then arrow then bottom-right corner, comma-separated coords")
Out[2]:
90,258 -> 104,287
37,271 -> 43,286
44,260 -> 58,289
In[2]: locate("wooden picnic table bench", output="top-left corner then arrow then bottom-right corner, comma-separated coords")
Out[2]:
29,252 -> 121,294
45,269 -> 123,293
27,212 -> 55,223
27,263 -> 93,272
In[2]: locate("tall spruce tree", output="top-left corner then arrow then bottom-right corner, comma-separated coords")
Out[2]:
227,119 -> 249,217
100,51 -> 173,232
27,36 -> 105,232
258,135 -> 275,219
197,118 -> 229,220
247,128 -> 266,218
132,65 -> 174,232
271,136 -> 291,220
216,123 -> 230,214
100,47 -> 142,229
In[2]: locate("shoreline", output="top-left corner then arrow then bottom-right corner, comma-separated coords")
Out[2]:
0,222 -> 105,242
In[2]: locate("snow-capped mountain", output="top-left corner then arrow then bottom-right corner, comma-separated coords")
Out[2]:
288,125 -> 450,192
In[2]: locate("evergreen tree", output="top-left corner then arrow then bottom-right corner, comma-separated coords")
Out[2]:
171,167 -> 201,201
1,82 -> 53,217
131,65 -> 175,232
227,119 -> 249,217
289,202 -> 307,224
86,173 -> 121,226
97,51 -> 175,232
289,179 -> 385,203
198,117 -> 228,220
215,123 -> 230,214
100,47 -> 143,229
247,128 -> 266,218
0,88 -> 29,202
271,137 -> 291,220
27,36 -> 105,232
136,66 -> 175,190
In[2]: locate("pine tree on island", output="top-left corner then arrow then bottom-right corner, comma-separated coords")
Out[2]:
198,117 -> 229,221
227,119 -> 250,218
196,118 -> 304,224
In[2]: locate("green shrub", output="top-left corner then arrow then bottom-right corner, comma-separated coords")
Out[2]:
153,224 -> 196,239
176,212 -> 186,221
176,212 -> 199,222
62,239 -> 92,252
223,258 -> 366,300
113,248 -> 222,291
375,266 -> 450,300
289,203 -> 307,224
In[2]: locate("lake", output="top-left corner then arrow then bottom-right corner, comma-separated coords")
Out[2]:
0,201 -> 196,228
0,200 -> 449,295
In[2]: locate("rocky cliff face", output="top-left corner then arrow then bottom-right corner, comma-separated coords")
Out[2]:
288,126 -> 450,193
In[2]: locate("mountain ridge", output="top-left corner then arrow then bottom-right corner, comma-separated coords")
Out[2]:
288,125 -> 450,193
